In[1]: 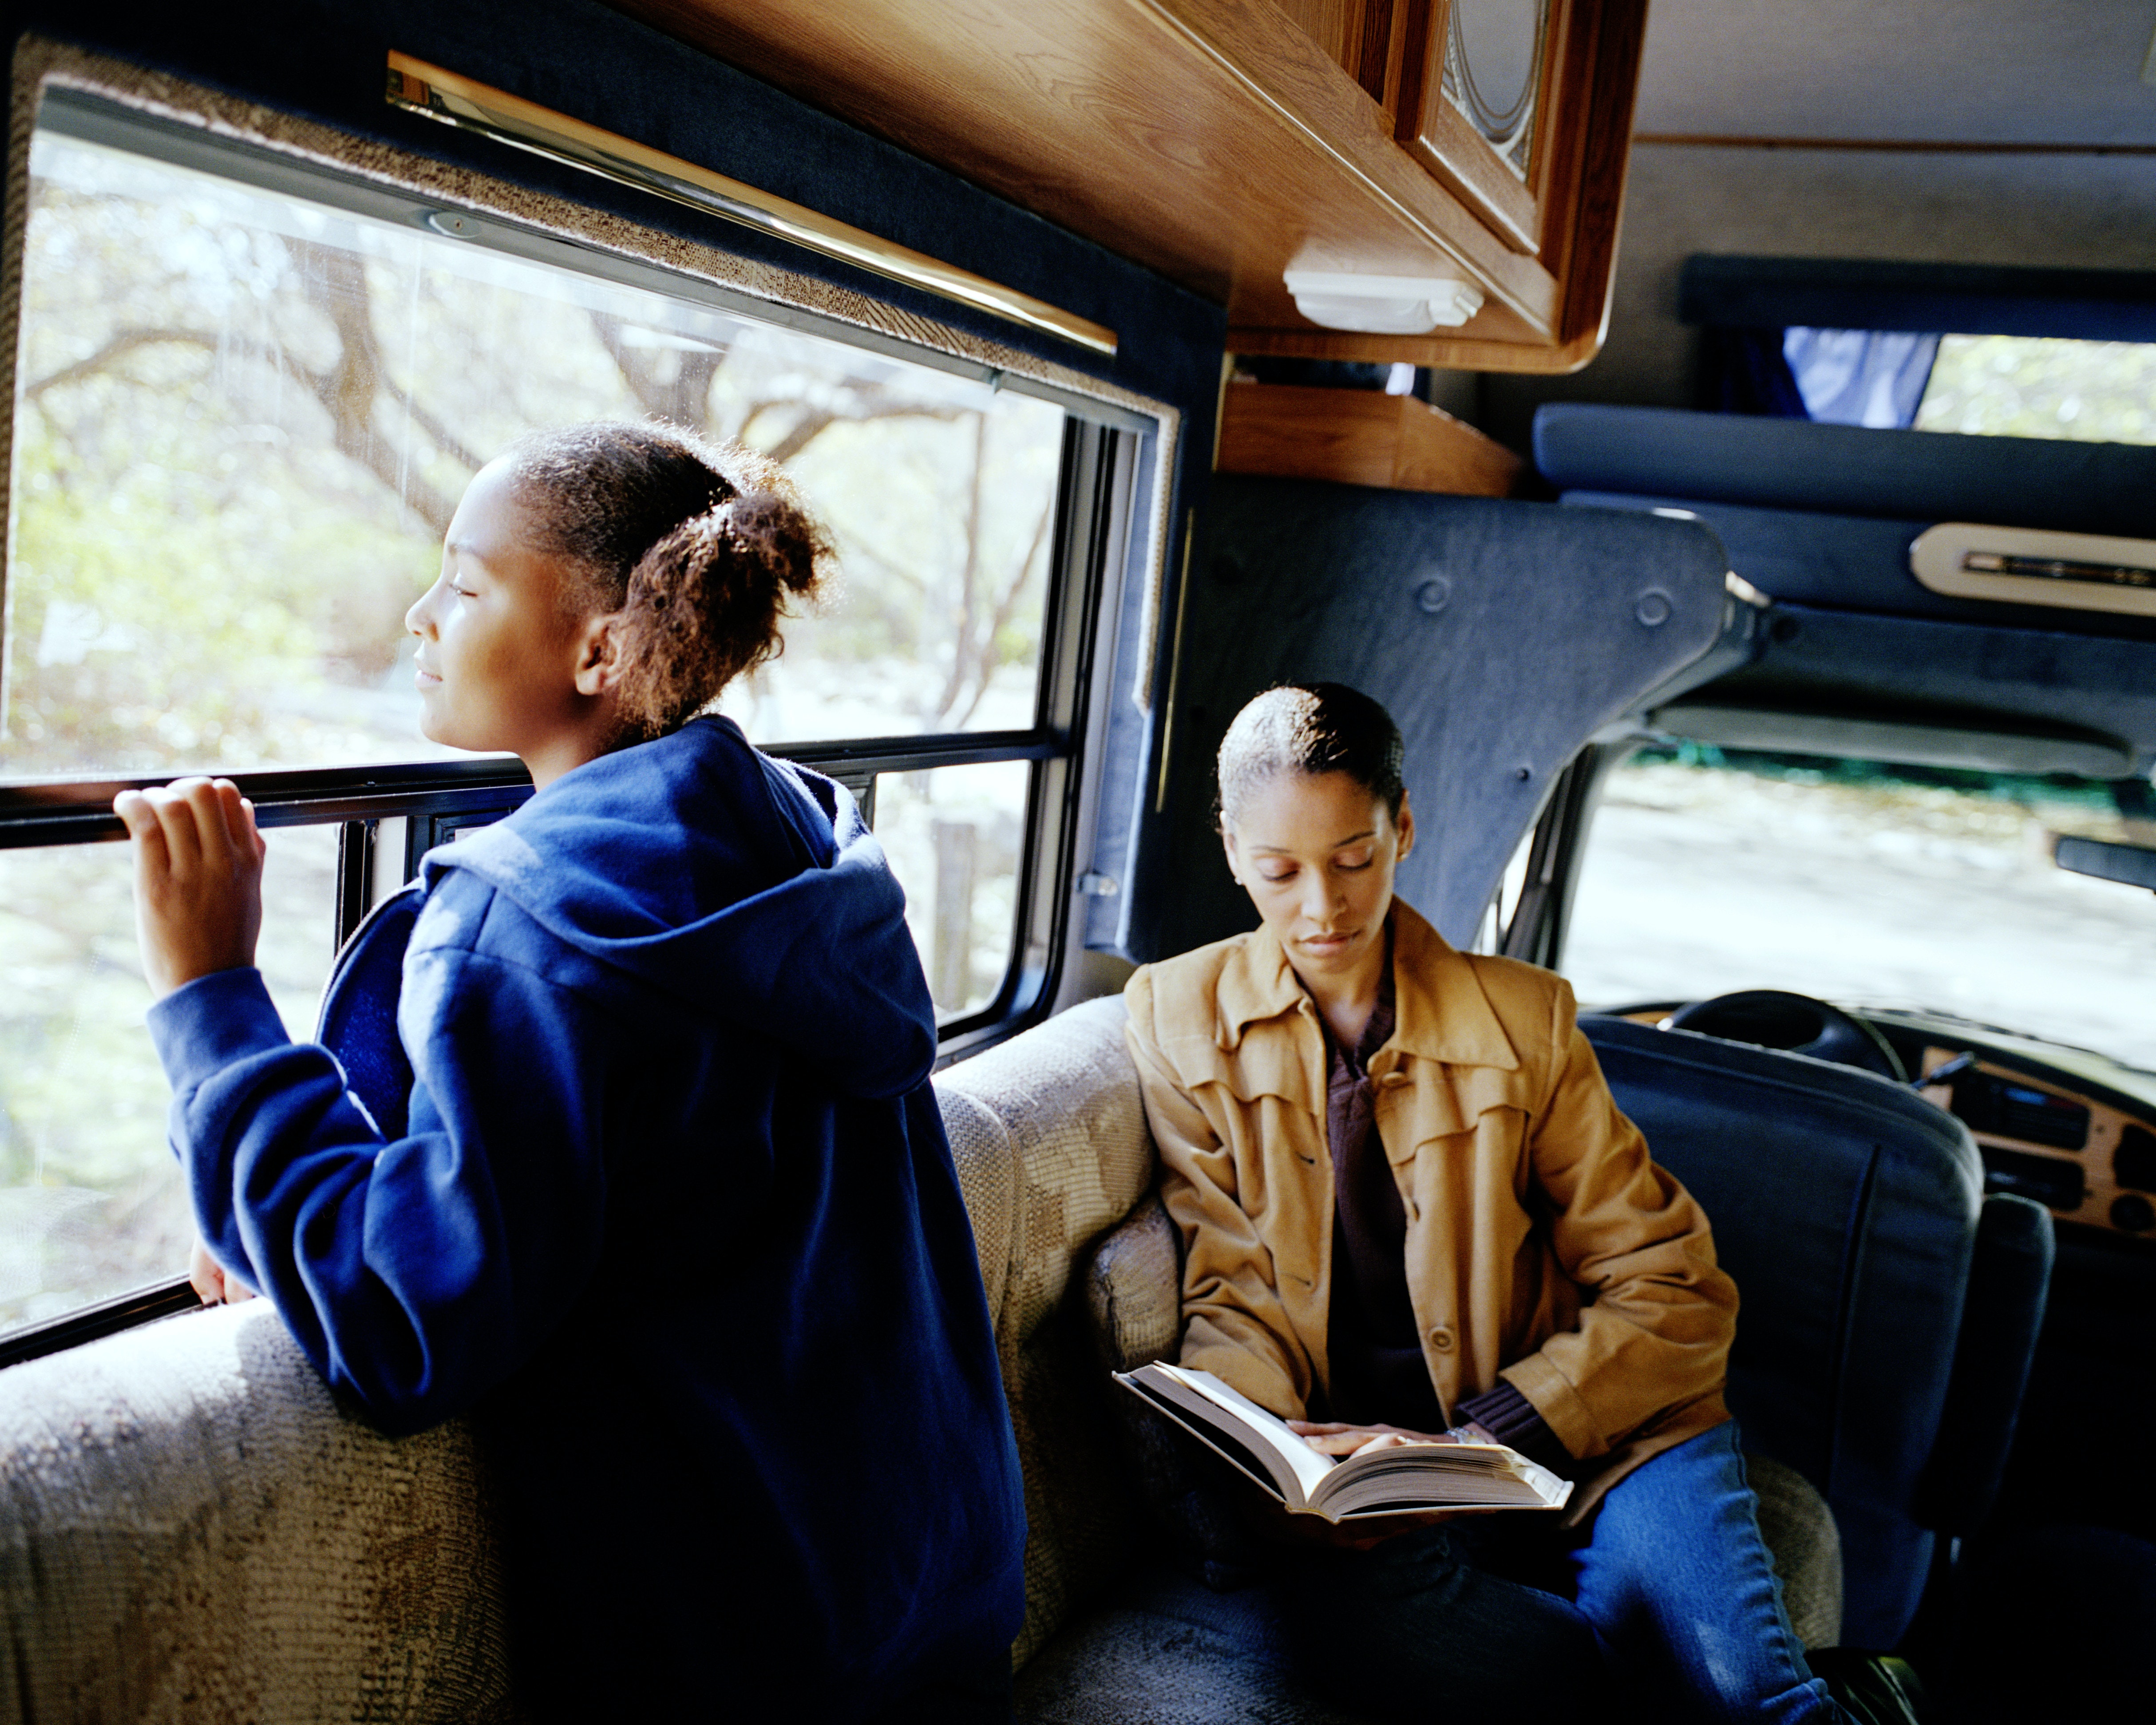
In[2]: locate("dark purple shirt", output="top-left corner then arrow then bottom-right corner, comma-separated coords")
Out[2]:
1317,932 -> 1570,1469
1320,945 -> 1446,1433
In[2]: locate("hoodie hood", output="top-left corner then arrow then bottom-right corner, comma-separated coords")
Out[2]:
421,717 -> 937,1100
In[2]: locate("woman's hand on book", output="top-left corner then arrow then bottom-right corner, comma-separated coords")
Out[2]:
114,777 -> 266,999
1289,1419 -> 1454,1459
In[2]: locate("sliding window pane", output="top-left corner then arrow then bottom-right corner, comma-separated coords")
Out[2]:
873,761 -> 1031,1022
6,114 -> 1065,784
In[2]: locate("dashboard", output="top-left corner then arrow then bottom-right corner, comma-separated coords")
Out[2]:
1613,1003 -> 2156,1245
1873,1010 -> 2156,1246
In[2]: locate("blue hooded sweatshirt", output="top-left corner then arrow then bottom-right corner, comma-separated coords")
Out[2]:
146,716 -> 1026,1720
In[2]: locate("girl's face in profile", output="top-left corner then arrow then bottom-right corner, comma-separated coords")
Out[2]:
1222,770 -> 1415,986
405,458 -> 593,763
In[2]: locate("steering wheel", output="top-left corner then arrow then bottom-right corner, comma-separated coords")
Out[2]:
1665,989 -> 1908,1083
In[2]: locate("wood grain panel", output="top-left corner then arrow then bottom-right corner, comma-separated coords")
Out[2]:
1548,0 -> 1648,355
1216,380 -> 1523,493
1400,0 -> 1541,252
1235,0 -> 1644,371
602,0 -> 1577,355
1920,1047 -> 2156,1243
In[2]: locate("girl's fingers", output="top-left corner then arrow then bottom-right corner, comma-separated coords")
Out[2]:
189,1237 -> 228,1305
112,788 -> 155,838
238,795 -> 266,864
179,778 -> 240,871
146,783 -> 208,879
211,780 -> 258,857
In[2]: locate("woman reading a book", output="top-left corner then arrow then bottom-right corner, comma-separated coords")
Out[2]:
113,423 -> 1025,1724
1123,682 -> 1848,1723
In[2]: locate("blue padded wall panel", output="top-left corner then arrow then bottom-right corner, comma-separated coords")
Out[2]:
1535,405 -> 2156,539
1584,1017 -> 1984,1649
1560,493 -> 2156,645
1132,478 -> 1743,959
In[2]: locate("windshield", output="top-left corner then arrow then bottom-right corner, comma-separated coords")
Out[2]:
1563,745 -> 2156,1074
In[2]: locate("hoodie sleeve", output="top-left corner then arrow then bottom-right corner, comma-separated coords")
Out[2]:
148,929 -> 615,1436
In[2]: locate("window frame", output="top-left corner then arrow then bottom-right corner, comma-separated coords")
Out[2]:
0,87 -> 1154,1366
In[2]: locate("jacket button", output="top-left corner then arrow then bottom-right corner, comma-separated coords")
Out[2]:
1379,1072 -> 1409,1088
1428,1326 -> 1455,1352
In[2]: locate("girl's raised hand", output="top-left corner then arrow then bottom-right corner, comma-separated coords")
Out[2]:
113,777 -> 266,999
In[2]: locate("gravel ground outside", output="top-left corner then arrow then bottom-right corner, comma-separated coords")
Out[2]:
1563,761 -> 2156,1074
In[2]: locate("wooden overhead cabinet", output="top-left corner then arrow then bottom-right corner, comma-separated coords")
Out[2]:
608,0 -> 1650,372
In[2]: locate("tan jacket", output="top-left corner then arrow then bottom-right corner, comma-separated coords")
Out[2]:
1123,902 -> 1736,1511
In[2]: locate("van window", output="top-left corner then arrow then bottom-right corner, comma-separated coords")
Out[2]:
1563,745 -> 2156,1074
1914,336 -> 2156,446
0,93 -> 1138,1346
9,119 -> 1065,782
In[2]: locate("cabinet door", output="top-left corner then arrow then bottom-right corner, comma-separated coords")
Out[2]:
1402,0 -> 1567,257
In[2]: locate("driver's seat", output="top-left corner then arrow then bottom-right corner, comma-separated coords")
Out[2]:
1582,1015 -> 2053,1649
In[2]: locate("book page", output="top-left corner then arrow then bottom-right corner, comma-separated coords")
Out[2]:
1147,1364 -> 1336,1503
1116,1375 -> 1298,1505
1317,1445 -> 1574,1515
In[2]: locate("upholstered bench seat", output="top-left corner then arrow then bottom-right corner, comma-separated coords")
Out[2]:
0,995 -> 1842,1721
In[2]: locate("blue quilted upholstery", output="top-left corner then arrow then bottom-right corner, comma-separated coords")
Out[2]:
1582,1016 -> 1987,1648
1139,477 -> 1746,958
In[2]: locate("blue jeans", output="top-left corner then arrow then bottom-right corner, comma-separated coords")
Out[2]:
1268,1424 -> 1847,1723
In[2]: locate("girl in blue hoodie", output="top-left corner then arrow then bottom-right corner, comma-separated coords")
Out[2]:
114,423 -> 1026,1723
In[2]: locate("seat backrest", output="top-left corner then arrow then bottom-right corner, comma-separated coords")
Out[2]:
0,1301 -> 514,1723
934,996 -> 1156,1665
1582,1015 -> 1983,1646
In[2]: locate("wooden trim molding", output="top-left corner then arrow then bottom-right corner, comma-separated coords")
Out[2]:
1215,380 -> 1522,495
1921,1048 -> 2156,1242
605,0 -> 1650,372
384,51 -> 1117,356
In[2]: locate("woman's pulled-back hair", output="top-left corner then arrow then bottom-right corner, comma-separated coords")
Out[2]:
1216,682 -> 1406,827
506,419 -> 835,736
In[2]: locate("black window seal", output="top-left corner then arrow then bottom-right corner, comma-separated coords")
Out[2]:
0,1277 -> 202,1374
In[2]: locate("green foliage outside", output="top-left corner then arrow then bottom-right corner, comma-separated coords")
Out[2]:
1630,741 -> 2146,843
1915,335 -> 2156,446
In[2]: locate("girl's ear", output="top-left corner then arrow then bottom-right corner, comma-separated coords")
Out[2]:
571,613 -> 624,698
1220,823 -> 1243,887
1393,791 -> 1416,864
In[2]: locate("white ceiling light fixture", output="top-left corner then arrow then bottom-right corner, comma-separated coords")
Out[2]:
1282,269 -> 1486,335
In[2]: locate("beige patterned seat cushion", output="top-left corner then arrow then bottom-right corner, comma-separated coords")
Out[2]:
934,995 -> 1155,1665
0,1299 -> 515,1724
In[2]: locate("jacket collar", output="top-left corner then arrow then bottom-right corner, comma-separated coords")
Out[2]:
1214,900 -> 1520,1072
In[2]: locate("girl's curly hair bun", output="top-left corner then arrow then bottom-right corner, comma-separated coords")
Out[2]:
506,420 -> 835,737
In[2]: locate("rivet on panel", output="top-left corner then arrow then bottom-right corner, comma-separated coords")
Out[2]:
1635,588 -> 1673,627
1414,576 -> 1452,615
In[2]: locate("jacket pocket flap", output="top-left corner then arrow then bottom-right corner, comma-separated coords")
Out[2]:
1381,1061 -> 1521,1159
1179,1026 -> 1319,1114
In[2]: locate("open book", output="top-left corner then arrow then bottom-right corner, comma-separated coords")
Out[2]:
1115,1361 -> 1573,1520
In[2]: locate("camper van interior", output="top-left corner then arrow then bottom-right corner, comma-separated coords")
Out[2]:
1,1 -> 2152,1720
